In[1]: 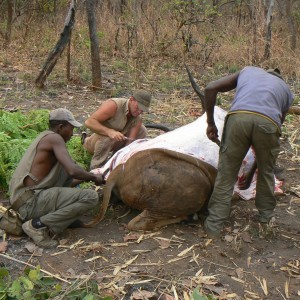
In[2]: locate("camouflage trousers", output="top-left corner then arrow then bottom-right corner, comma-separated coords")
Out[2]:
18,187 -> 100,234
204,113 -> 280,234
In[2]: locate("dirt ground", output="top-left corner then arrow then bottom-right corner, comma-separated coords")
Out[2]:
1,62 -> 300,300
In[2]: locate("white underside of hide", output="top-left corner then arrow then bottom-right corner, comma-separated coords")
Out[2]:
91,106 -> 283,200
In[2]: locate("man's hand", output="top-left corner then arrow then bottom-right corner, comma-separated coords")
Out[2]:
108,129 -> 126,141
206,123 -> 220,145
93,174 -> 105,186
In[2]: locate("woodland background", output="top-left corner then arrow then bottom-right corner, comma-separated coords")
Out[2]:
1,0 -> 300,91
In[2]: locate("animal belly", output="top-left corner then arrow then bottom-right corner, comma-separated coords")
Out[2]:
114,149 -> 215,217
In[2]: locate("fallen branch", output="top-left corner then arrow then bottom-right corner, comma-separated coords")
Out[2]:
0,253 -> 70,284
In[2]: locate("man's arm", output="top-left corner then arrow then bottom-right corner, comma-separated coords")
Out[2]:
50,134 -> 104,185
85,100 -> 126,142
125,118 -> 143,145
205,71 -> 240,143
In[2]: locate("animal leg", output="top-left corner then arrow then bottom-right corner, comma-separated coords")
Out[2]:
127,210 -> 188,231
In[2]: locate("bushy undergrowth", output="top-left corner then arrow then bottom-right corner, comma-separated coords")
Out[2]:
0,266 -> 112,300
0,110 -> 90,190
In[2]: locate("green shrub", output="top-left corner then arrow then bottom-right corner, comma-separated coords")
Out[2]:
0,266 -> 112,300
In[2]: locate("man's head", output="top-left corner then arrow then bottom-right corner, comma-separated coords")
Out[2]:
267,68 -> 283,80
49,108 -> 82,127
49,108 -> 82,142
132,90 -> 152,113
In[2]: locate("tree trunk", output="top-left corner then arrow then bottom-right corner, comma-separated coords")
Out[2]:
86,0 -> 102,88
285,0 -> 297,50
35,0 -> 76,88
66,33 -> 71,81
250,1 -> 258,64
263,0 -> 274,60
3,0 -> 13,47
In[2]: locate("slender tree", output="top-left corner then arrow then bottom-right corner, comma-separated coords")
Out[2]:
86,0 -> 102,88
3,0 -> 13,47
263,0 -> 274,60
35,0 -> 76,88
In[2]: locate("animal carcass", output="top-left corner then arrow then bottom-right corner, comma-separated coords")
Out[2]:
86,107 -> 262,231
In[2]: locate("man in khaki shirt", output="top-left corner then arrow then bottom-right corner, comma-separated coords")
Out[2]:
83,90 -> 152,170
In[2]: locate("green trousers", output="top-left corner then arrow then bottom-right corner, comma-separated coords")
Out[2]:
19,187 -> 100,234
204,113 -> 280,234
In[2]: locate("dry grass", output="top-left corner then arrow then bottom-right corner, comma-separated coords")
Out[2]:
1,2 -> 300,91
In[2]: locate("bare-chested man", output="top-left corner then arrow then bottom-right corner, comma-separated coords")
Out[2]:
9,108 -> 104,248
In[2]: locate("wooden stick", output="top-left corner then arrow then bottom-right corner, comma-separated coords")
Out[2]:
0,253 -> 70,284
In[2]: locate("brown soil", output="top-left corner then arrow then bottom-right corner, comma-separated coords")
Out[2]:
1,62 -> 300,300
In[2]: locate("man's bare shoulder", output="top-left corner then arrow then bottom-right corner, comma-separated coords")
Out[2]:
91,100 -> 118,119
37,132 -> 65,149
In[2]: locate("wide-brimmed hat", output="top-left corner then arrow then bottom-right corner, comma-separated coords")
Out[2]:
49,108 -> 82,127
267,68 -> 283,80
133,90 -> 152,112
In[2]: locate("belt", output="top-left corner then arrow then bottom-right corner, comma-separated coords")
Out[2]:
11,189 -> 35,211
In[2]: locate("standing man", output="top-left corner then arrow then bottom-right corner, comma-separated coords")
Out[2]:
9,108 -> 104,248
203,66 -> 294,237
83,90 -> 152,170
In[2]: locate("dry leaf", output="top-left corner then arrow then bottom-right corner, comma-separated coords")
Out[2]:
0,241 -> 8,252
183,291 -> 190,300
132,290 -> 156,299
247,256 -> 251,267
128,267 -> 140,273
235,267 -> 244,279
113,255 -> 139,275
178,245 -> 194,257
106,242 -> 129,247
257,277 -> 268,296
205,239 -> 212,246
113,266 -> 122,276
241,231 -> 252,243
231,276 -> 245,284
196,275 -> 218,285
224,235 -> 234,242
226,293 -> 238,298
58,238 -> 84,249
172,285 -> 179,300
174,229 -> 184,235
24,242 -> 43,255
285,280 -> 289,298
125,279 -> 153,285
51,249 -> 68,256
158,239 -> 170,249
84,255 -> 108,262
123,233 -> 140,241
168,256 -> 188,263
160,294 -> 175,300
204,284 -> 226,296
67,268 -> 76,276
245,290 -> 260,299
